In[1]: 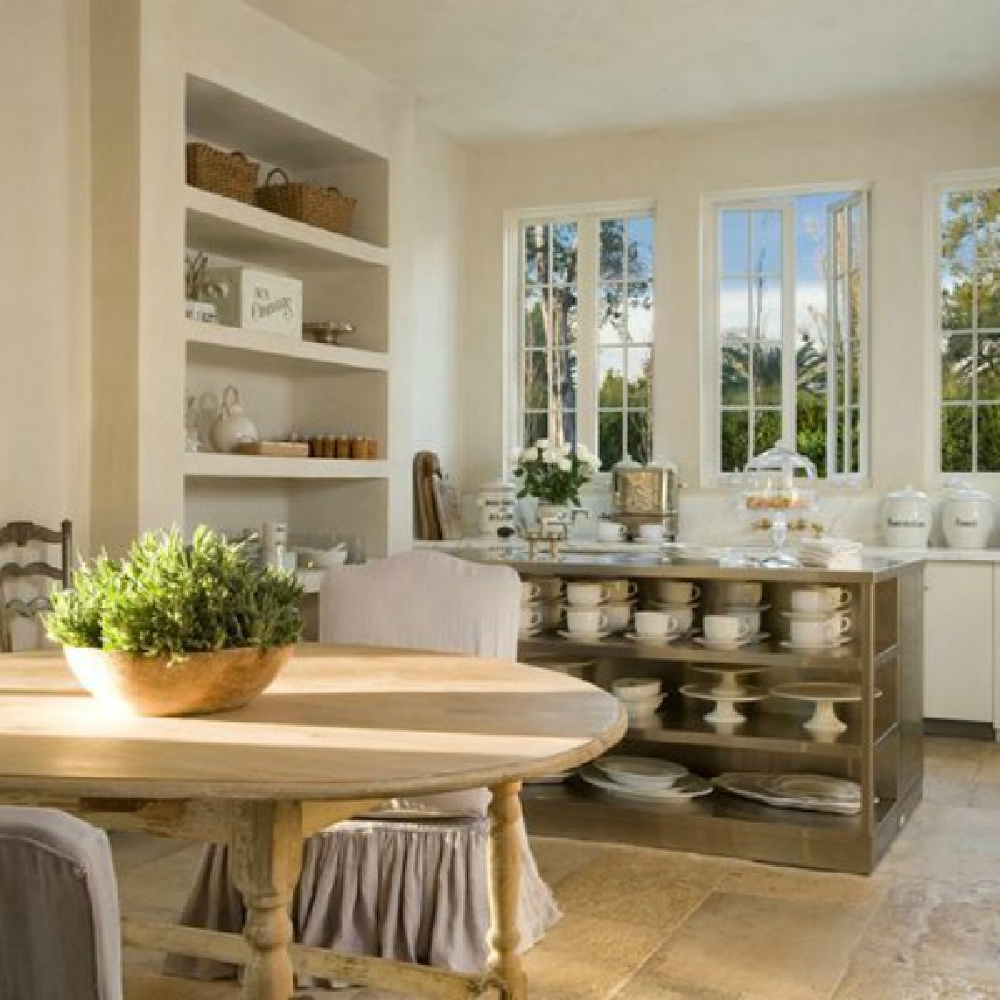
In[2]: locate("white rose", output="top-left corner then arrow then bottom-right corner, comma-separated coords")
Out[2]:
542,449 -> 558,464
558,458 -> 572,471
535,438 -> 550,449
586,454 -> 601,470
522,447 -> 538,462
560,442 -> 572,455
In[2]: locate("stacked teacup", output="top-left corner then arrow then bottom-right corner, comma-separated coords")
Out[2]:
519,577 -> 564,637
783,586 -> 853,650
562,581 -> 613,639
611,677 -> 665,724
600,578 -> 638,634
645,579 -> 700,636
709,580 -> 768,643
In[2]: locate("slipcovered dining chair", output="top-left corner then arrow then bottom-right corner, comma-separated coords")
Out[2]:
0,806 -> 122,1000
0,519 -> 73,652
169,549 -> 560,985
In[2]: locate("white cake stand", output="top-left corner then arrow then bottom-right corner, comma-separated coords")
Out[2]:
690,665 -> 765,698
680,682 -> 767,728
769,682 -> 875,736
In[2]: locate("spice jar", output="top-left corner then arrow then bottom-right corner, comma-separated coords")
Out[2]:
335,435 -> 351,459
350,435 -> 367,459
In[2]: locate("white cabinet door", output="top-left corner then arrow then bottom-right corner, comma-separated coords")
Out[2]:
923,563 -> 994,723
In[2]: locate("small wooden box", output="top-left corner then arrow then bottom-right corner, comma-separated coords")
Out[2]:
207,266 -> 303,338
234,441 -> 309,458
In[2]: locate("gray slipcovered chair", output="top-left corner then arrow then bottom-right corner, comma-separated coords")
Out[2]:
169,549 -> 560,985
0,806 -> 122,1000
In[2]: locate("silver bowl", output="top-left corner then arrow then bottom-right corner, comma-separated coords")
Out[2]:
303,321 -> 356,345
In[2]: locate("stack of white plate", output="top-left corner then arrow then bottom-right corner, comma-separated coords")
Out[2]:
579,755 -> 712,801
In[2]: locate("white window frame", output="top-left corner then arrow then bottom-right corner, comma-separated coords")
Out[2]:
926,169 -> 1000,485
503,199 -> 656,482
700,181 -> 872,488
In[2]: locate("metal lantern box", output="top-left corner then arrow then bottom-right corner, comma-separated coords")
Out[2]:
207,266 -> 303,338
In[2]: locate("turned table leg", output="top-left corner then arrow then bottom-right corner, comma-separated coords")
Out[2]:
230,801 -> 303,1000
488,780 -> 527,1000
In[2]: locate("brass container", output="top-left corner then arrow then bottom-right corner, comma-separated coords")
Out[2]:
63,644 -> 293,717
610,462 -> 680,540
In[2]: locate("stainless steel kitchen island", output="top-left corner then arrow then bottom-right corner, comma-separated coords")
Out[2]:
452,545 -> 923,874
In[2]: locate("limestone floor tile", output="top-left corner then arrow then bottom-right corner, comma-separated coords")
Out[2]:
521,912 -> 667,1000
529,835 -> 608,888
922,756 -> 979,807
714,860 -> 886,909
833,960 -> 1000,1000
924,737 -> 994,765
849,881 -> 1000,983
111,830 -> 190,873
967,779 -> 1000,811
117,842 -> 203,917
616,967 -> 746,1000
645,892 -> 870,1000
552,846 -> 730,930
880,803 -> 1000,885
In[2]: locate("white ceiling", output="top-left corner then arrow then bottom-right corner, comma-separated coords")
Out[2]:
247,0 -> 1000,141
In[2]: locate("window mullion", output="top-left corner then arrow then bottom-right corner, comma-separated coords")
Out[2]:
781,202 -> 796,452
576,216 -> 598,455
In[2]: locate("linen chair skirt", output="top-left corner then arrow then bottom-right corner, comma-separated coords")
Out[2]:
166,814 -> 560,985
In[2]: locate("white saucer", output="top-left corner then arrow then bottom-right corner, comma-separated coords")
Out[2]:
719,602 -> 771,613
780,609 -> 847,622
578,764 -> 713,801
558,628 -> 613,641
624,630 -> 683,644
647,598 -> 700,610
518,626 -> 543,639
779,637 -> 851,651
694,632 -> 768,650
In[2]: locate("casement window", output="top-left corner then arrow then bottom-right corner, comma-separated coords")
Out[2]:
937,182 -> 1000,472
706,189 -> 869,479
511,206 -> 654,472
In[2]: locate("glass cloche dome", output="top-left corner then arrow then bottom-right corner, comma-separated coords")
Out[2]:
742,442 -> 818,514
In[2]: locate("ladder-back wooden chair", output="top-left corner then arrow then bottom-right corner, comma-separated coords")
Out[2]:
0,520 -> 72,652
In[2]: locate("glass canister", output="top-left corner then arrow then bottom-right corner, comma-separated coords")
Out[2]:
742,442 -> 818,551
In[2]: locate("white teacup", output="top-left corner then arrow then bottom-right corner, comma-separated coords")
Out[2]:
730,609 -> 762,636
537,601 -> 564,629
652,580 -> 700,604
791,587 -> 851,613
603,601 -> 633,632
702,614 -> 751,643
596,520 -> 626,542
603,579 -> 638,602
659,606 -> 695,632
789,617 -> 841,647
519,607 -> 543,632
718,581 -> 763,607
566,582 -> 610,606
824,611 -> 852,641
613,677 -> 662,700
566,608 -> 609,635
519,580 -> 541,605
638,522 -> 665,542
633,610 -> 680,638
533,577 -> 564,601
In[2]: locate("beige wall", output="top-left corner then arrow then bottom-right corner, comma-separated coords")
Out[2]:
0,0 -> 90,548
461,92 -> 1000,536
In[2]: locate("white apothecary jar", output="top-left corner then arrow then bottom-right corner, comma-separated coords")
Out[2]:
477,481 -> 517,538
941,479 -> 994,549
880,485 -> 932,548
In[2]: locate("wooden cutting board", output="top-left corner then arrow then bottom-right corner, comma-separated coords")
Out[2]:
431,473 -> 463,540
413,451 -> 442,539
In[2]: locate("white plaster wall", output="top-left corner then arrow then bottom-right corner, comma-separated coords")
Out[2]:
461,92 -> 1000,544
0,0 -> 90,549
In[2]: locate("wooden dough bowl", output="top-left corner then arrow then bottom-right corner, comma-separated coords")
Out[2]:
62,644 -> 293,717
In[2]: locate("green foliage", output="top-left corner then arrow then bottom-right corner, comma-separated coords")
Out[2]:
512,439 -> 599,506
44,526 -> 303,658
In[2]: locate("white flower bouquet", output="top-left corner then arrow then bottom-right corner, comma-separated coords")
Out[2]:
511,439 -> 600,507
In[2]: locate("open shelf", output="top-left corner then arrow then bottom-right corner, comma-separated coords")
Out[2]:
627,701 -> 861,757
183,453 -> 388,480
185,187 -> 389,272
519,633 -> 862,668
184,319 -> 388,375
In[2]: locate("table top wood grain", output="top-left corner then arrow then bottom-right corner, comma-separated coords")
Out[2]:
0,645 -> 625,800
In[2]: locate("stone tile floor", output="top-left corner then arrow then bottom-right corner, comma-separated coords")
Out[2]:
120,736 -> 1000,1000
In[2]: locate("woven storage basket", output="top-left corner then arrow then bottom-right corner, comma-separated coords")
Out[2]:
255,167 -> 356,236
186,142 -> 259,203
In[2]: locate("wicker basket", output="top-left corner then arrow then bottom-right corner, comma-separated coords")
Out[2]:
255,167 -> 356,236
186,142 -> 259,203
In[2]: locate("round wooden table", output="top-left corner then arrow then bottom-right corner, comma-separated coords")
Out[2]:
0,645 -> 625,1000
